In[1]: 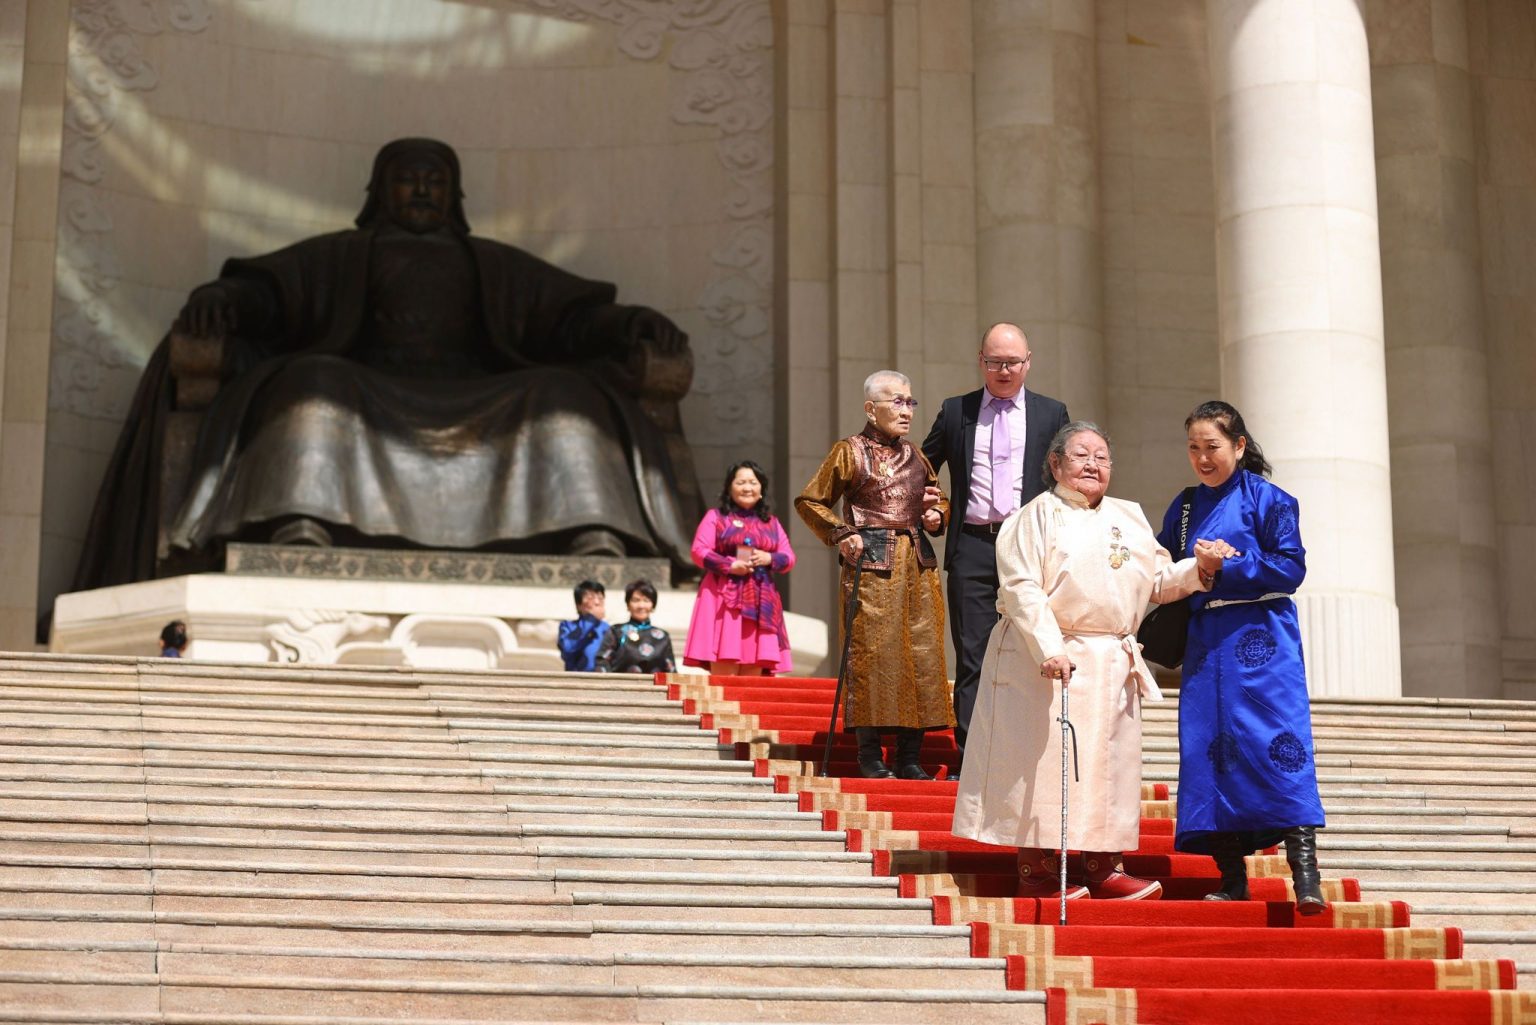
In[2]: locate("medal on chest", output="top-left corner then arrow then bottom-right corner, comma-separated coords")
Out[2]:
1108,526 -> 1129,569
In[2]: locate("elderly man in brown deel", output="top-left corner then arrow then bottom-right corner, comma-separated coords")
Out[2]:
74,137 -> 698,592
796,370 -> 954,781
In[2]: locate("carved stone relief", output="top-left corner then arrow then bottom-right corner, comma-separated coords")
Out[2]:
265,609 -> 391,664
514,0 -> 774,446
52,0 -> 214,420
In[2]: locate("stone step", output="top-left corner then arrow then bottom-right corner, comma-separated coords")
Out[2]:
0,708 -> 712,738
0,942 -> 1011,991
0,805 -> 847,850
0,756 -> 772,793
0,906 -> 976,956
0,770 -> 792,806
0,973 -> 1045,1024
0,857 -> 891,894
7,886 -> 935,926
0,829 -> 873,874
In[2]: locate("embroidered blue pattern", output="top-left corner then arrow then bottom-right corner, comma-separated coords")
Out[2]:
1265,500 -> 1297,539
1268,730 -> 1309,773
1208,731 -> 1240,774
1236,628 -> 1277,668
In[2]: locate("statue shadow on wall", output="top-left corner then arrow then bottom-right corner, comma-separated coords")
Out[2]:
70,137 -> 705,597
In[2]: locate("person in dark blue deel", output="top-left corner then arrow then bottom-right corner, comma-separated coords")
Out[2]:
558,580 -> 610,672
159,620 -> 189,658
1157,400 -> 1327,915
595,579 -> 676,674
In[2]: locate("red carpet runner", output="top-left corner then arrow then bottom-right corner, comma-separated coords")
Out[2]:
660,672 -> 1532,1025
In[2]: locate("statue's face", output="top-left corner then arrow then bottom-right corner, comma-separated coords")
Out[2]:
383,151 -> 453,234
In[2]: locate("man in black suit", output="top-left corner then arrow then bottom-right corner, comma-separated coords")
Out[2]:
921,323 -> 1069,753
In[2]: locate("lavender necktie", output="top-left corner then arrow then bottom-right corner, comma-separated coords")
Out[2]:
990,396 -> 1015,519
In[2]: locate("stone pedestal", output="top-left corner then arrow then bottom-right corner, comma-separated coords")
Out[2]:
49,547 -> 830,675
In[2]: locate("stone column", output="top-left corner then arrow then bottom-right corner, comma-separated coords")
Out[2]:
1366,0 -> 1501,697
1206,0 -> 1401,697
971,0 -> 1104,419
0,0 -> 69,650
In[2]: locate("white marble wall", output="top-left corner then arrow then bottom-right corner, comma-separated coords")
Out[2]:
37,0 -> 773,621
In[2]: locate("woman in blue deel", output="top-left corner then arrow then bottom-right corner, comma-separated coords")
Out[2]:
1157,400 -> 1326,914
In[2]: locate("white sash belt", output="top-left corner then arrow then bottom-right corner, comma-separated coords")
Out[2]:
1203,591 -> 1288,610
1063,628 -> 1163,703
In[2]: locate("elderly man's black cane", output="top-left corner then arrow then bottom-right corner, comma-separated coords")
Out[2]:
819,549 -> 869,778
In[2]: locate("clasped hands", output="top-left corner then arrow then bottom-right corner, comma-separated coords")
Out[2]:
1039,537 -> 1242,685
1193,537 -> 1240,580
728,549 -> 773,576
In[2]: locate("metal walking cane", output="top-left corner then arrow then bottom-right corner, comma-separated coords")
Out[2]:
819,546 -> 870,777
1056,664 -> 1080,927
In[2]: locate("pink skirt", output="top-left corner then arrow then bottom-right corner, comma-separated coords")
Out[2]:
684,574 -> 792,673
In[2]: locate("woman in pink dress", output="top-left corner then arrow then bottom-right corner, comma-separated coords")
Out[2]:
684,460 -> 797,676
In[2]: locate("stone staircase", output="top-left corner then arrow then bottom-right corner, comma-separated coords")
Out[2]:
0,654 -> 1035,1024
1145,699 -> 1536,971
0,653 -> 1531,1022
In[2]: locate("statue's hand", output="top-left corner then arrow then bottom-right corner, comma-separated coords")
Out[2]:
175,285 -> 239,338
629,309 -> 688,356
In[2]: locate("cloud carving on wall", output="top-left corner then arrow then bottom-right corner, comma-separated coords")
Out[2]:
53,0 -> 214,421
517,0 -> 774,446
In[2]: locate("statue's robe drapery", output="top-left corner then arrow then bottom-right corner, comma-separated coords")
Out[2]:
72,227 -> 698,592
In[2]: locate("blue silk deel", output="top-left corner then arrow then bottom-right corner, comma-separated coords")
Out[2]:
1156,469 -> 1326,854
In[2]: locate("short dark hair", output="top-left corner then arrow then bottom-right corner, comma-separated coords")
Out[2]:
1185,400 -> 1273,478
624,579 -> 658,605
717,459 -> 773,522
572,579 -> 605,605
160,620 -> 187,649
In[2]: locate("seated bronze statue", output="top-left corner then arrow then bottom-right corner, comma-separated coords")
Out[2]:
72,137 -> 703,591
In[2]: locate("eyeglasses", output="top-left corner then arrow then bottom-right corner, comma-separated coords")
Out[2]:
1063,452 -> 1112,467
875,397 -> 919,411
981,357 -> 1029,373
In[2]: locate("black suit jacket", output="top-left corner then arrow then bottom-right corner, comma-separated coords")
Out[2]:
921,387 -> 1070,569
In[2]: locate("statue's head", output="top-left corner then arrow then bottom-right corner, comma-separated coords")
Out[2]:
356,137 -> 471,235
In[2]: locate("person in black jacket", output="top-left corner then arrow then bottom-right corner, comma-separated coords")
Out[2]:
595,579 -> 677,674
921,323 -> 1068,754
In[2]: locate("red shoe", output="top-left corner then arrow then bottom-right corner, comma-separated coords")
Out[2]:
1016,848 -> 1088,900
1077,852 -> 1163,901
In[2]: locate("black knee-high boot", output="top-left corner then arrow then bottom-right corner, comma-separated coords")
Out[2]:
893,729 -> 934,781
1284,826 -> 1327,915
855,728 -> 894,779
1202,832 -> 1250,902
